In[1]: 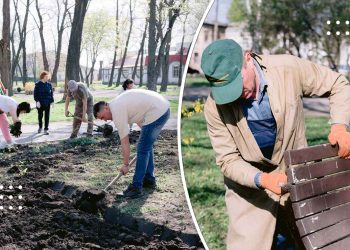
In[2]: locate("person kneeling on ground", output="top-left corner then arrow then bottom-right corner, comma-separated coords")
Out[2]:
65,80 -> 94,139
0,96 -> 31,147
93,89 -> 170,198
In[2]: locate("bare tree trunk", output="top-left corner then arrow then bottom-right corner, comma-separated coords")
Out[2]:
160,38 -> 171,92
21,0 -> 30,87
155,1 -> 180,90
86,57 -> 96,87
22,41 -> 28,86
116,0 -> 133,86
32,50 -> 37,82
11,0 -> 30,88
65,0 -> 89,97
109,51 -> 117,86
132,50 -> 141,81
52,0 -> 69,85
90,61 -> 95,85
85,52 -> 89,84
139,36 -> 145,87
35,0 -> 49,71
178,14 -> 187,87
0,0 -> 12,96
132,21 -> 147,80
147,0 -> 157,91
108,0 -> 118,87
79,67 -> 84,81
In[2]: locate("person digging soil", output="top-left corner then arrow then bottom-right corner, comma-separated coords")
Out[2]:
94,89 -> 170,198
65,80 -> 94,139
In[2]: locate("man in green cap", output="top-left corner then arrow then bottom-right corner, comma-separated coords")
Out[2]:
202,39 -> 350,249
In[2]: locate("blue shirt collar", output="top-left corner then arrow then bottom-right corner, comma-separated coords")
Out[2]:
253,59 -> 267,103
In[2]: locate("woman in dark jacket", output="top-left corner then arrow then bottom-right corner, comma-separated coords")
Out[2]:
34,71 -> 54,135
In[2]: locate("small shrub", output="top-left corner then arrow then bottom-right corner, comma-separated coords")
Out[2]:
69,137 -> 97,146
32,145 -> 57,154
17,87 -> 22,93
24,82 -> 35,95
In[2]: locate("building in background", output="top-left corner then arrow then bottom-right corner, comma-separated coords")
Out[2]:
101,43 -> 189,85
189,0 -> 350,76
189,0 -> 237,74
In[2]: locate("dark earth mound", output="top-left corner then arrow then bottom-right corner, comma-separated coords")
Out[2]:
0,131 -> 202,249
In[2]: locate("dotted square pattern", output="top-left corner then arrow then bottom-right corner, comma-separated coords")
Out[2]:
0,184 -> 24,211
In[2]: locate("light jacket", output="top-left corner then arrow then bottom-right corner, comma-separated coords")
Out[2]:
204,54 -> 350,250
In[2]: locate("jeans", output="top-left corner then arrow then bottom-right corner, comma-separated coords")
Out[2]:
132,109 -> 170,190
37,105 -> 51,130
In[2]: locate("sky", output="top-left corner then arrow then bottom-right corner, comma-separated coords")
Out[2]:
0,0 -> 211,68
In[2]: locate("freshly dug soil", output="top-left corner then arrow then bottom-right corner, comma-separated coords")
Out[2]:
0,130 -> 202,249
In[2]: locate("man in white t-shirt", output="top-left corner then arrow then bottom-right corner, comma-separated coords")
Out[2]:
0,96 -> 31,146
93,89 -> 170,198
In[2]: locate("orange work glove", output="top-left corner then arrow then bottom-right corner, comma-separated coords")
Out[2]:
328,124 -> 350,159
260,172 -> 287,195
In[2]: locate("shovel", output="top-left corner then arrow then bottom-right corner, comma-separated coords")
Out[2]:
75,156 -> 137,208
103,155 -> 137,193
67,111 -> 113,137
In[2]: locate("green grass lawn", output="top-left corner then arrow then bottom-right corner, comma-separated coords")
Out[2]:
13,96 -> 178,125
14,97 -> 113,125
181,109 -> 331,249
11,85 -> 179,124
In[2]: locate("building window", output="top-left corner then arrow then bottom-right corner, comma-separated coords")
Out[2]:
173,65 -> 180,78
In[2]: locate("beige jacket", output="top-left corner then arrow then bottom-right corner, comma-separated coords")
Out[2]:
204,54 -> 350,250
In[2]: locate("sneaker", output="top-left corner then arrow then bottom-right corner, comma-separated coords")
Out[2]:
143,178 -> 156,189
38,128 -> 42,133
44,129 -> 49,135
117,184 -> 142,198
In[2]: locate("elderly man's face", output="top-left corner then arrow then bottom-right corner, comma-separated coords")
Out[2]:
97,105 -> 112,121
240,52 -> 258,100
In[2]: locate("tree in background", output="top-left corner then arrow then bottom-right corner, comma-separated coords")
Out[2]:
178,11 -> 188,87
232,0 -> 350,73
116,0 -> 134,86
0,0 -> 12,96
132,21 -> 148,82
12,0 -> 31,87
82,10 -> 114,86
51,0 -> 72,85
33,0 -> 49,71
147,0 -> 157,91
229,0 -> 261,53
64,0 -> 89,95
108,0 -> 119,87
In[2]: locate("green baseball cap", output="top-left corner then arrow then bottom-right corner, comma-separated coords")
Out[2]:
201,39 -> 243,105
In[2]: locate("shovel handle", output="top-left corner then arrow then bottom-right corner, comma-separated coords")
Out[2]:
103,155 -> 137,192
68,111 -> 102,129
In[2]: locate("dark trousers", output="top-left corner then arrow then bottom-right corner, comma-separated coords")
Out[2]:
37,105 -> 50,130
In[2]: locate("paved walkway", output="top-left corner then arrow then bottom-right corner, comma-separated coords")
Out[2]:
3,114 -> 177,145
2,88 -> 179,145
